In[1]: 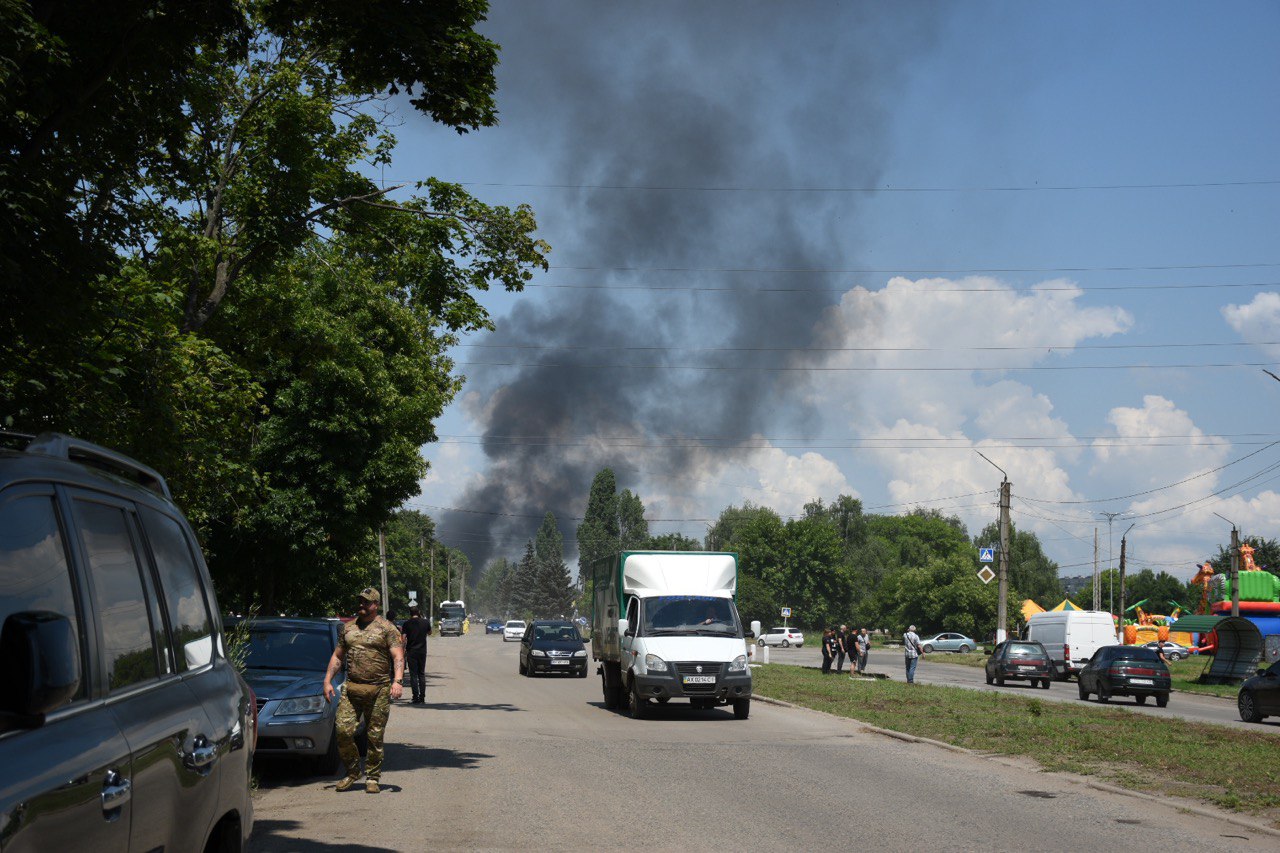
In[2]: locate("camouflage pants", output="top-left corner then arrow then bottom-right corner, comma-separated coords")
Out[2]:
336,682 -> 391,780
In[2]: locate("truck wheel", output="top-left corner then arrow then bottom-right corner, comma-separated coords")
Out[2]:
602,669 -> 618,709
733,698 -> 751,720
628,679 -> 648,719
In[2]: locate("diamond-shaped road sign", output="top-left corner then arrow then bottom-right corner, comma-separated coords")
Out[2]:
977,566 -> 996,585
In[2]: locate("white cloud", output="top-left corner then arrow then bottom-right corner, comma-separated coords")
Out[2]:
1222,292 -> 1280,359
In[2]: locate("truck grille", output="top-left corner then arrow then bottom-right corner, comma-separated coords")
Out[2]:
675,662 -> 721,694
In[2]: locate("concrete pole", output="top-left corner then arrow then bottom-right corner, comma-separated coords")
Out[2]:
997,478 -> 1011,643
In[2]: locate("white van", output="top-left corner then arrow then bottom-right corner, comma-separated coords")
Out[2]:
1025,610 -> 1117,680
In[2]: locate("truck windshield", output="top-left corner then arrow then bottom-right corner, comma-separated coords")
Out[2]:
641,595 -> 740,636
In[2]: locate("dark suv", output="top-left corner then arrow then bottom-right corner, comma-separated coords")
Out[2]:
1077,644 -> 1172,706
0,433 -> 255,851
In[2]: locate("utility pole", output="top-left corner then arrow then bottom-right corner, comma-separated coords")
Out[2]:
977,451 -> 1010,643
1214,512 -> 1240,618
1092,527 -> 1100,610
1118,524 -> 1134,639
1098,511 -> 1122,616
429,544 -> 435,615
378,527 -> 388,609
446,552 -> 452,600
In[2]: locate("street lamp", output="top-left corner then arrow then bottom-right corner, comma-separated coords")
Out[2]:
1098,512 -> 1123,614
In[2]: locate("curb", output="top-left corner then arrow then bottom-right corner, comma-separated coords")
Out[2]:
752,692 -> 1280,839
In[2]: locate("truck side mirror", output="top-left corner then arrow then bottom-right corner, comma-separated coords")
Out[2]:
0,611 -> 80,726
618,617 -> 632,637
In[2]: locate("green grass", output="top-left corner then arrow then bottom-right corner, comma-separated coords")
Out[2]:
754,664 -> 1280,827
935,651 -> 1241,698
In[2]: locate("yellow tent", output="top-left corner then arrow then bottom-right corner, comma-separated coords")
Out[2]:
1021,599 -> 1045,621
1049,599 -> 1083,612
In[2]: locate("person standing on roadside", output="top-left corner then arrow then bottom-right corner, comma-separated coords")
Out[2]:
903,624 -> 925,684
855,627 -> 871,675
400,604 -> 431,704
821,628 -> 838,674
323,587 -> 404,793
834,624 -> 849,674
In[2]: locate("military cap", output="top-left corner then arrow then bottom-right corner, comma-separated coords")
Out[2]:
359,587 -> 381,603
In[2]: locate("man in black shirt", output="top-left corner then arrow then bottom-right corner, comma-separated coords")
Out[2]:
401,605 -> 431,704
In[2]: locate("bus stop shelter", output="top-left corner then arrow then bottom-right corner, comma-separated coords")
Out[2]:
1167,614 -> 1263,684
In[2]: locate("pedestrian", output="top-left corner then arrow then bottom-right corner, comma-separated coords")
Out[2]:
401,604 -> 431,704
323,587 -> 405,793
821,628 -> 838,674
855,627 -> 870,674
903,624 -> 925,684
834,624 -> 849,674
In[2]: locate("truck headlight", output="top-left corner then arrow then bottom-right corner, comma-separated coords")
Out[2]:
645,653 -> 668,672
573,650 -> 587,657
276,695 -> 327,715
530,649 -> 546,657
728,654 -> 747,672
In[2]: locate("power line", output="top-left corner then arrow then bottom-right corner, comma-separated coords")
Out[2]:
544,261 -> 1280,275
396,177 -> 1280,194
459,340 -> 1280,354
525,278 -> 1280,294
456,358 -> 1280,374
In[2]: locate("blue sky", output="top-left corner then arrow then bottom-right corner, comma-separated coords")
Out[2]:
378,2 -> 1280,590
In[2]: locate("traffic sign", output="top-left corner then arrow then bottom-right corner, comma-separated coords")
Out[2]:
977,566 -> 996,585
979,547 -> 995,563
781,607 -> 792,618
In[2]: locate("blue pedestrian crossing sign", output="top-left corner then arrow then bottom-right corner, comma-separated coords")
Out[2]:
979,547 -> 995,563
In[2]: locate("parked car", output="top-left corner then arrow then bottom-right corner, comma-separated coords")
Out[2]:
485,618 -> 505,634
757,626 -> 805,647
1237,660 -> 1280,723
1077,645 -> 1171,706
503,619 -> 527,642
238,617 -> 346,775
1142,640 -> 1190,661
519,620 -> 590,677
985,640 -> 1055,688
921,632 -> 978,654
0,432 -> 254,852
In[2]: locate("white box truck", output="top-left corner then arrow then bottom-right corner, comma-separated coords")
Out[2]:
1025,610 -> 1118,680
591,551 -> 752,719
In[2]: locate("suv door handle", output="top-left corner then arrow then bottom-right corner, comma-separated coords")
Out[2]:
184,734 -> 217,772
101,769 -> 131,813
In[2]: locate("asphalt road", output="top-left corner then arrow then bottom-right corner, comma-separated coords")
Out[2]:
754,643 -> 1280,734
249,632 -> 1277,851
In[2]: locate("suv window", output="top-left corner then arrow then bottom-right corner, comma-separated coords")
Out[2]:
0,493 -> 85,706
140,507 -> 214,671
74,500 -> 160,692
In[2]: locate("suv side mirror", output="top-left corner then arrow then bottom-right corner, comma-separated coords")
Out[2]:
0,611 -> 80,726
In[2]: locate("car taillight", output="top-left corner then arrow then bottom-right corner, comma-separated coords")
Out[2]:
1063,643 -> 1070,662
1111,665 -> 1157,676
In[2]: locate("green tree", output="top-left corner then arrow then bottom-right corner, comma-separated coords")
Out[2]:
381,510 -> 436,616
509,541 -> 538,619
577,468 -> 620,583
534,512 -> 574,618
617,489 -> 649,551
475,558 -> 514,617
647,532 -> 702,551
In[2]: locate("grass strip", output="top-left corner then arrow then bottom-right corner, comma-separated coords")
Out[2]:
754,664 -> 1280,826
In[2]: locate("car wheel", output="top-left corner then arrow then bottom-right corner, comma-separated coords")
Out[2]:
1135,694 -> 1147,705
985,672 -> 994,685
922,644 -> 934,654
1097,683 -> 1111,703
1238,690 -> 1263,723
781,639 -> 790,648
1156,692 -> 1169,709
578,667 -> 588,679
628,678 -> 648,719
995,674 -> 1005,686
1078,682 -> 1089,701
313,726 -> 342,777
958,644 -> 971,654
1168,652 -> 1182,661
733,698 -> 751,720
757,638 -> 766,647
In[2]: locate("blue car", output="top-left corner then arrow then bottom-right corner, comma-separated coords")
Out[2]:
485,619 -> 505,634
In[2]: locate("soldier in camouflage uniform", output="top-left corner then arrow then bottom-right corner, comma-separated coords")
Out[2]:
323,587 -> 404,793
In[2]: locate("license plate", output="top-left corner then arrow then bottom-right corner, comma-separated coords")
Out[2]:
551,659 -> 569,665
1018,666 -> 1035,671
683,675 -> 716,684
1130,678 -> 1153,685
